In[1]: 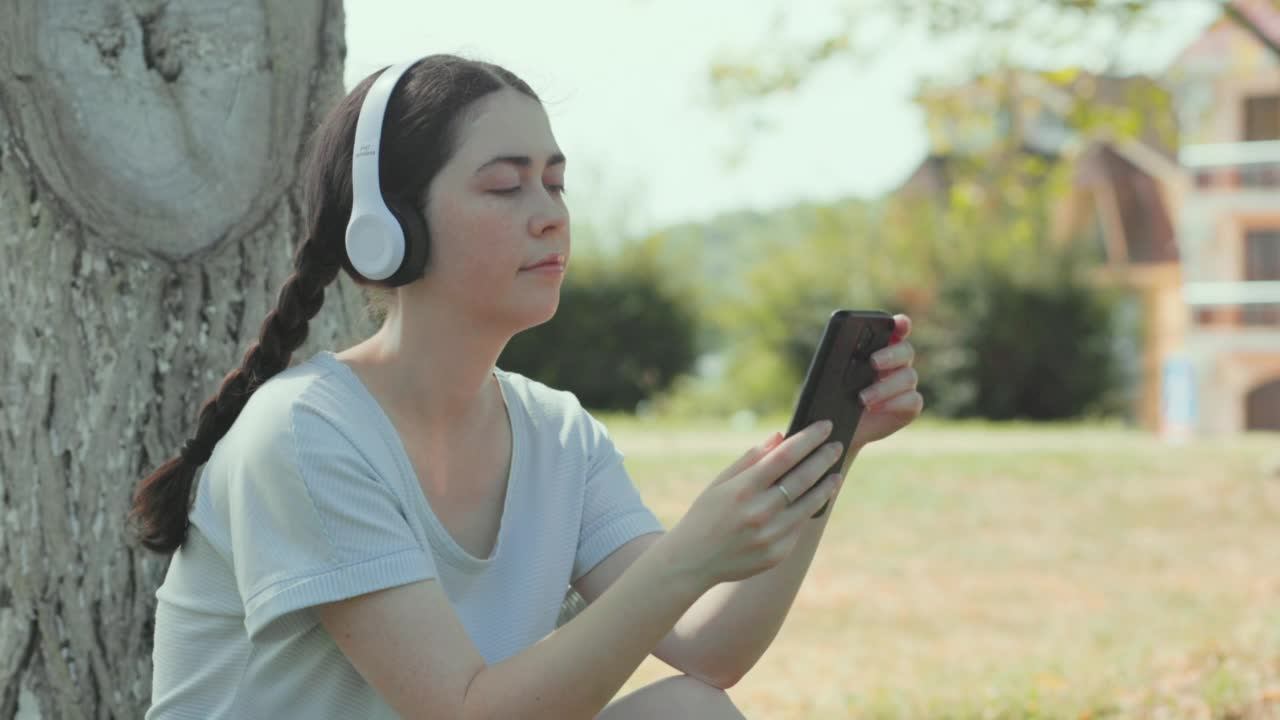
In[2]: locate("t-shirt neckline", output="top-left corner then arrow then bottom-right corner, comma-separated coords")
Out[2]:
311,350 -> 522,572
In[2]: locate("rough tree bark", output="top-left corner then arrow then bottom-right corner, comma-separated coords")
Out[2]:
0,1 -> 370,717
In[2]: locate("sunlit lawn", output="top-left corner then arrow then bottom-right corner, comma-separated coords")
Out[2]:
600,414 -> 1280,718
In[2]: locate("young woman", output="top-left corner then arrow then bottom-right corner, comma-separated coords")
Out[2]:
132,54 -> 922,719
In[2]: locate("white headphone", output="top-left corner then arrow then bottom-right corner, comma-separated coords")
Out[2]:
345,59 -> 429,284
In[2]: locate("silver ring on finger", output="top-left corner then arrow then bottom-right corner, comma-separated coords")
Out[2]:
775,484 -> 794,504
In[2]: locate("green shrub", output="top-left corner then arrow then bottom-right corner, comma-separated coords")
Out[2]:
921,259 -> 1126,421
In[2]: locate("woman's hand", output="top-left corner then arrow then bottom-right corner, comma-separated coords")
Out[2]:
850,313 -> 923,449
668,420 -> 844,588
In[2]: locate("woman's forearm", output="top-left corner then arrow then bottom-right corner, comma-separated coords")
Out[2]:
667,445 -> 858,686
462,531 -> 710,720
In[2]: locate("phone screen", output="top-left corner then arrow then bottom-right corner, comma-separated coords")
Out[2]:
783,310 -> 895,517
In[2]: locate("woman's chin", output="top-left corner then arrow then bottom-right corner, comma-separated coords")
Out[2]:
511,295 -> 560,332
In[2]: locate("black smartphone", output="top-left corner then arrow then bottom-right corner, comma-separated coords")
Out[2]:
782,310 -> 896,518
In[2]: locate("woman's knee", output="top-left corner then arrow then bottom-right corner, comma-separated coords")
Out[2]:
596,674 -> 746,719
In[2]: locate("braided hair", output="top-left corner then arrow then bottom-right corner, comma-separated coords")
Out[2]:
130,55 -> 540,554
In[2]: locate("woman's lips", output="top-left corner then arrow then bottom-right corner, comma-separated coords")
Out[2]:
521,262 -> 565,274
521,254 -> 566,272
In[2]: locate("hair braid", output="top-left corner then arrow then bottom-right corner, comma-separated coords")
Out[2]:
129,233 -> 341,553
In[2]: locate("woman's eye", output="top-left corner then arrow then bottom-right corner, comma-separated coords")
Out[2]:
491,184 -> 567,196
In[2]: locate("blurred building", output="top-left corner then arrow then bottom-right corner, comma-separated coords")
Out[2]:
898,0 -> 1280,435
1164,0 -> 1280,435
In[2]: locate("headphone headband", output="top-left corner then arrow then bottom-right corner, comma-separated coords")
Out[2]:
345,60 -> 421,282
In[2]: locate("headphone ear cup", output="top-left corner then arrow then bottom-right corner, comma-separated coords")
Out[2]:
382,196 -> 430,287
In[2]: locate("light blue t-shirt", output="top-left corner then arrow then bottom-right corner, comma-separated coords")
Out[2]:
145,350 -> 666,719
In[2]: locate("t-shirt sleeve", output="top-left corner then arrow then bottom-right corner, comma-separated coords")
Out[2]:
571,409 -> 666,583
226,403 -> 437,642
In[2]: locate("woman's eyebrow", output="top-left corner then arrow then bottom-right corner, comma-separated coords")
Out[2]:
474,152 -> 566,174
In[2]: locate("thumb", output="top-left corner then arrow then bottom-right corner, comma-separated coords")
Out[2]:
713,431 -> 782,486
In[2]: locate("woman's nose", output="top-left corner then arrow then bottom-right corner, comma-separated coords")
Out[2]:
530,195 -> 568,235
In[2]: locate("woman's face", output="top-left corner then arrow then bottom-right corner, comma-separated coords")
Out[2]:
411,88 -> 570,331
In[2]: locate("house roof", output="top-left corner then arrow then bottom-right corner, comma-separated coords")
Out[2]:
1077,143 -> 1180,264
901,68 -> 1182,266
1170,0 -> 1280,71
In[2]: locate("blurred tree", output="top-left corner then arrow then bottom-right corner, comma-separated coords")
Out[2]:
942,263 -> 1126,420
707,1 -> 1278,109
689,148 -> 1127,420
912,222 -> 1130,421
0,2 -> 362,717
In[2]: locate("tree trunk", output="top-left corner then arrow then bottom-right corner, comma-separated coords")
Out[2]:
0,1 -> 369,717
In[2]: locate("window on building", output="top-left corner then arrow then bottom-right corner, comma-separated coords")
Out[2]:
1246,378 -> 1280,431
1244,95 -> 1280,141
1089,206 -> 1109,264
1239,164 -> 1280,188
1245,228 -> 1280,326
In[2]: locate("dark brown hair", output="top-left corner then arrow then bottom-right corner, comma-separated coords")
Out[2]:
130,54 -> 540,554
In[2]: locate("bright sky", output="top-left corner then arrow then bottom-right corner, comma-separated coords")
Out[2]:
345,0 -> 1219,237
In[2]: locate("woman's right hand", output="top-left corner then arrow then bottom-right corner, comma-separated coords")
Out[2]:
667,419 -> 844,588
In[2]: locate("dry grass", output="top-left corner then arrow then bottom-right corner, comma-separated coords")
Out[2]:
603,417 -> 1280,719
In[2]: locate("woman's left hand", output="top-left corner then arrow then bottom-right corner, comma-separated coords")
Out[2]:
850,314 -> 924,449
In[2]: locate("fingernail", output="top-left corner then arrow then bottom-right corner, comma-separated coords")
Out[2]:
871,350 -> 889,368
819,419 -> 834,434
859,389 -> 877,406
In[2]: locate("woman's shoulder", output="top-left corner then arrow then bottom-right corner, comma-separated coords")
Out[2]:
496,368 -> 587,421
219,351 -> 370,459
237,351 -> 343,417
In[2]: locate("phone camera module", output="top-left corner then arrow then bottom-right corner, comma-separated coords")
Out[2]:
853,325 -> 874,355
842,349 -> 867,390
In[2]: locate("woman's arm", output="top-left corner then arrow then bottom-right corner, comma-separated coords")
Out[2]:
462,529 -> 707,719
318,529 -> 710,720
659,446 -> 857,686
